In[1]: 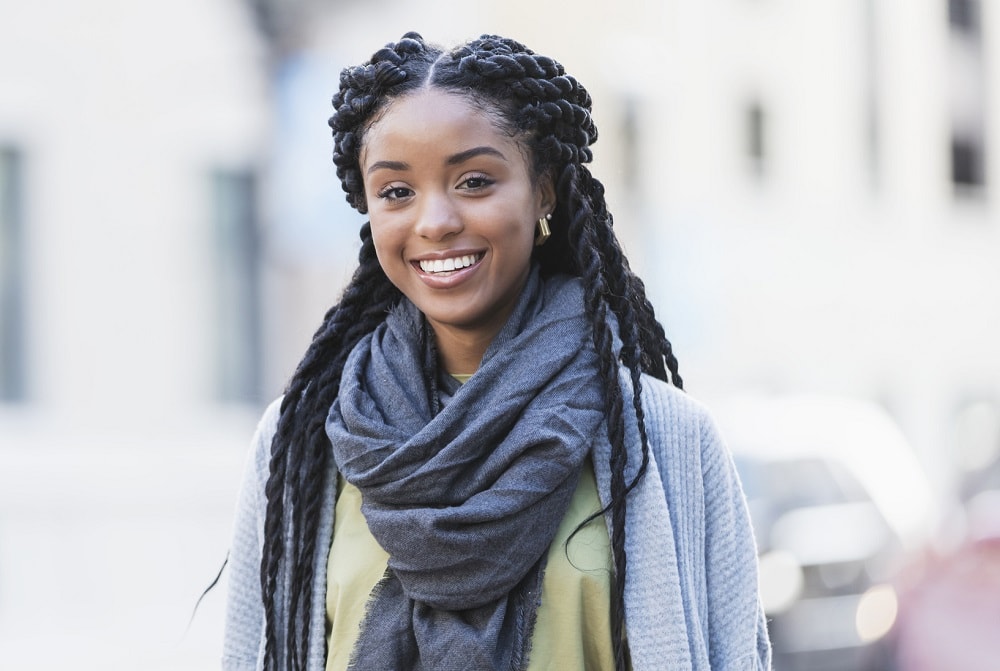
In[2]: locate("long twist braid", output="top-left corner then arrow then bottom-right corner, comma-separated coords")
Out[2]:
564,174 -> 631,669
571,166 -> 682,500
260,224 -> 400,669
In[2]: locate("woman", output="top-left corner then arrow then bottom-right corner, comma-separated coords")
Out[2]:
224,32 -> 770,671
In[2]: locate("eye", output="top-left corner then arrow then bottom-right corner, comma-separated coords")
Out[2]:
376,185 -> 413,201
457,173 -> 494,191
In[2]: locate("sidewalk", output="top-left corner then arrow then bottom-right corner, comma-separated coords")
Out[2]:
0,410 -> 257,670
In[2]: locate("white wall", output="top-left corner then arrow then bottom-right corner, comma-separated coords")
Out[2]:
0,0 -> 269,419
0,2 -> 271,668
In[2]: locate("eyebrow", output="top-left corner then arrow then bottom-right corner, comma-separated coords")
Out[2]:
366,160 -> 409,175
365,146 -> 507,175
446,146 -> 507,166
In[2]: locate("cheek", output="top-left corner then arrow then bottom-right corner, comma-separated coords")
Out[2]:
511,211 -> 538,249
368,223 -> 397,272
486,199 -> 536,245
496,224 -> 537,276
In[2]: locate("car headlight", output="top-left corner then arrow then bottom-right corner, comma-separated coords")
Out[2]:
758,550 -> 804,614
855,583 -> 898,643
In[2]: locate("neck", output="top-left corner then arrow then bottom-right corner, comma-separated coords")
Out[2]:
433,327 -> 489,376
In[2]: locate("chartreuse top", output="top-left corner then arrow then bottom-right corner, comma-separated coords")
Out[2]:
325,459 -> 617,670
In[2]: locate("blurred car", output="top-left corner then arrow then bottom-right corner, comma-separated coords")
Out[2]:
711,394 -> 936,671
890,490 -> 1000,671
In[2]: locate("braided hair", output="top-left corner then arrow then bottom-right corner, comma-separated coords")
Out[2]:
260,32 -> 682,671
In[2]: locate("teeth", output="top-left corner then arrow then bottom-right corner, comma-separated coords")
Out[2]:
419,254 -> 479,274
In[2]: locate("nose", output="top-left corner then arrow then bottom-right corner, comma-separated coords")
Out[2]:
413,192 -> 462,241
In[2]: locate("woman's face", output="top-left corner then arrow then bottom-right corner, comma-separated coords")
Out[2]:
360,89 -> 554,370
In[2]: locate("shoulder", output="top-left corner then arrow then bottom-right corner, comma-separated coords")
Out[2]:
630,374 -> 736,483
247,396 -> 284,483
635,374 -> 719,446
256,396 -> 284,443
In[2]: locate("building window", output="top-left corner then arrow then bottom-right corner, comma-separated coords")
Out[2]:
948,0 -> 987,195
863,0 -> 882,190
0,146 -> 26,402
211,169 -> 262,404
949,0 -> 981,37
744,101 -> 767,177
952,138 -> 985,188
621,97 -> 640,193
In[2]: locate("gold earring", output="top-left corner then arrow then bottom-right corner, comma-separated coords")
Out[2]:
535,213 -> 552,247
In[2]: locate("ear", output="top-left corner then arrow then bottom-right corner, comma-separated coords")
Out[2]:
536,171 -> 556,217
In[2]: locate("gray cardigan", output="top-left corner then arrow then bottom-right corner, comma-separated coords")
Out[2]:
223,373 -> 772,670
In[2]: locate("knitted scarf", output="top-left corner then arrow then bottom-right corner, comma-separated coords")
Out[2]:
325,268 -> 606,670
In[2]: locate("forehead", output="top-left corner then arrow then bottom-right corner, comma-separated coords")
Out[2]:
360,89 -> 523,165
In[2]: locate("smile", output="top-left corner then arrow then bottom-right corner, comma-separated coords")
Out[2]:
417,253 -> 483,275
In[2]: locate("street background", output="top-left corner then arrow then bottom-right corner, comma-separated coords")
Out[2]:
1,1 -> 998,669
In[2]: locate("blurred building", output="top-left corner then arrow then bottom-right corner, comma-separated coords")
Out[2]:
0,1 -> 271,669
0,0 -> 271,414
2,0 -> 999,669
249,0 -> 1000,504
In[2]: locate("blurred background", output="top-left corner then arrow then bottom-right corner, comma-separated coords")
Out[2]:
1,0 -> 998,669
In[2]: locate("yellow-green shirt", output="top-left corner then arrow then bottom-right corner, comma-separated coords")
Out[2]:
325,460 -> 616,670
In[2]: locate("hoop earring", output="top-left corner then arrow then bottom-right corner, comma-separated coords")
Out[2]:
535,213 -> 552,247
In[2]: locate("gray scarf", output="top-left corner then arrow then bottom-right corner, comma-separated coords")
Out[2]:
326,268 -> 606,670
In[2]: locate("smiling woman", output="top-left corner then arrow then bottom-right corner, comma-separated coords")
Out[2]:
362,90 -> 553,374
222,32 -> 771,671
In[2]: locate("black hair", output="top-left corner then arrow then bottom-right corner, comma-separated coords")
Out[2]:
260,32 -> 682,671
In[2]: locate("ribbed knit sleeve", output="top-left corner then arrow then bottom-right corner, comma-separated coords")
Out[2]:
222,396 -> 337,671
637,377 -> 772,671
223,398 -> 282,671
696,404 -> 772,670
